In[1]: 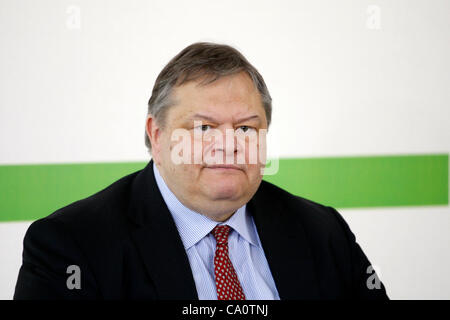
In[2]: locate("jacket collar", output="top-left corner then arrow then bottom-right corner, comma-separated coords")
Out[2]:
247,182 -> 321,299
128,159 -> 198,299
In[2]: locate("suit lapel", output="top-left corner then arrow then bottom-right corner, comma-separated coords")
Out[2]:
249,182 -> 321,299
127,160 -> 198,300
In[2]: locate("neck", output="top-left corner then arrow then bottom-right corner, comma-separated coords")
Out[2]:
204,211 -> 236,223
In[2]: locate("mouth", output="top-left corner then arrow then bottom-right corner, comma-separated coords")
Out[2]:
204,164 -> 244,172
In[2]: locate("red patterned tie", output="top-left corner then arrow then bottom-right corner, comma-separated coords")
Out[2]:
212,225 -> 246,300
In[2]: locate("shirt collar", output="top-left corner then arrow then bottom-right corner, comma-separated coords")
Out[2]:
152,162 -> 259,249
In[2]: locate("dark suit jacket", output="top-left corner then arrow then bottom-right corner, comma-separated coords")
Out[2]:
14,160 -> 388,300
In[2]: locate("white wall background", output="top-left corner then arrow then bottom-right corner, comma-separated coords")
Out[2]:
0,0 -> 449,299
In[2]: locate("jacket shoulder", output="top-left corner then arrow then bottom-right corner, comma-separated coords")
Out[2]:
258,179 -> 337,222
15,169 -> 144,299
257,179 -> 355,245
44,169 -> 141,226
28,169 -> 143,245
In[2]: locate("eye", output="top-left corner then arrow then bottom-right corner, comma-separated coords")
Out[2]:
236,126 -> 256,134
194,124 -> 212,133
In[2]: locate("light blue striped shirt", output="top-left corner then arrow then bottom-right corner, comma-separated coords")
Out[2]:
153,163 -> 280,300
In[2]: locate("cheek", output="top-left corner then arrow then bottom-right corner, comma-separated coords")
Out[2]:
191,134 -> 205,164
246,164 -> 264,182
163,132 -> 194,164
238,135 -> 266,165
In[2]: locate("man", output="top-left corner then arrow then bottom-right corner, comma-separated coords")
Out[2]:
14,42 -> 388,300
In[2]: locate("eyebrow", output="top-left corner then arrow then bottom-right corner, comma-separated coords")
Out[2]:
189,113 -> 261,124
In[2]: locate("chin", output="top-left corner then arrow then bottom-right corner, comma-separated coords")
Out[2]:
206,181 -> 244,201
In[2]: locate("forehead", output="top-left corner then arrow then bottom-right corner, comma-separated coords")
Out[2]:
168,72 -> 266,123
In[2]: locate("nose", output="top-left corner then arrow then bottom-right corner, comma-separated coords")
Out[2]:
212,127 -> 237,153
206,126 -> 238,164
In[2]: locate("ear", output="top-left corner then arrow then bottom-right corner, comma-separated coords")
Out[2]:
145,115 -> 163,164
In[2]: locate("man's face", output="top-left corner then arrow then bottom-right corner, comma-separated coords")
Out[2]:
147,71 -> 268,221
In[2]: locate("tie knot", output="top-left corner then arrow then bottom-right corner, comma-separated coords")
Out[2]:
212,225 -> 230,245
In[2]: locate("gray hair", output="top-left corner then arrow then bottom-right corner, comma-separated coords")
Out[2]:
145,42 -> 272,153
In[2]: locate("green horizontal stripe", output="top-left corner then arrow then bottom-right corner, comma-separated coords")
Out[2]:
263,154 -> 448,208
0,154 -> 448,222
0,162 -> 146,223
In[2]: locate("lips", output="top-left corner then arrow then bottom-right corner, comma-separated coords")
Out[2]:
205,164 -> 244,171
